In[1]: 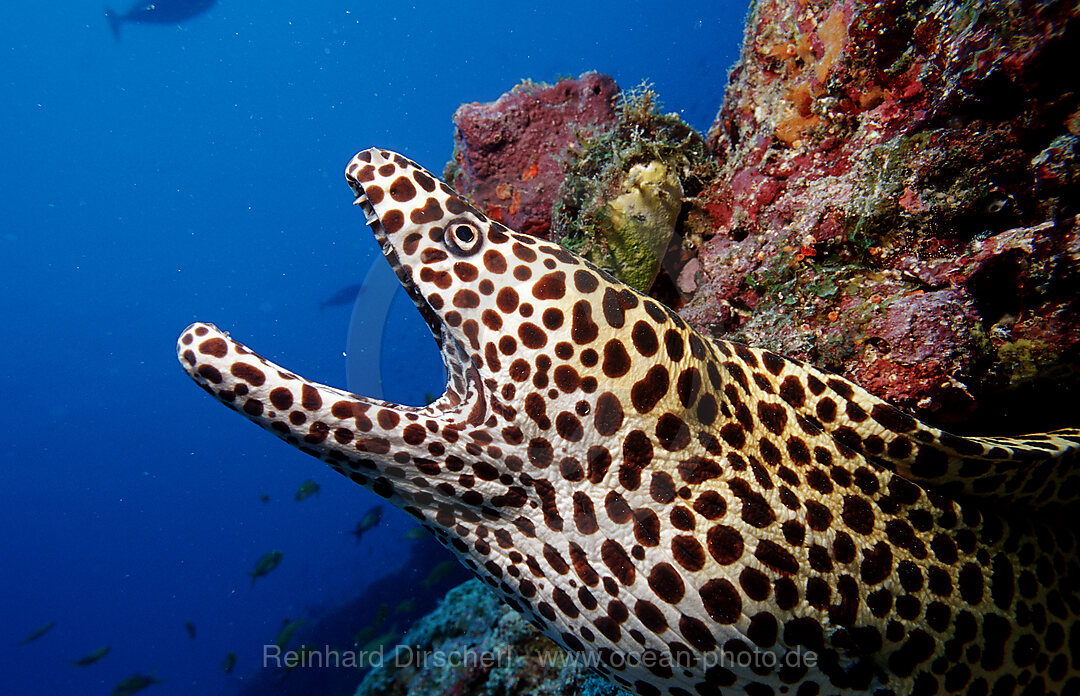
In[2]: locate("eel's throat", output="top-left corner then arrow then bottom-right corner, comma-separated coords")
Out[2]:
176,320 -> 489,519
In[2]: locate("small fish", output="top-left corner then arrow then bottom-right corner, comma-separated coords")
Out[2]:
359,506 -> 382,530
17,620 -> 56,646
110,672 -> 163,696
402,526 -> 428,542
392,598 -> 416,616
105,0 -> 217,40
71,645 -> 110,667
248,550 -> 283,587
274,617 -> 305,650
373,603 -> 389,628
421,560 -> 456,589
259,492 -> 270,503
351,625 -> 376,647
294,479 -> 320,501
319,283 -> 365,310
349,505 -> 382,542
221,652 -> 237,674
184,621 -> 196,640
358,625 -> 398,654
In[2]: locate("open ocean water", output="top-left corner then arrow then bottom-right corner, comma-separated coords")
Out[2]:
1,2 -> 749,694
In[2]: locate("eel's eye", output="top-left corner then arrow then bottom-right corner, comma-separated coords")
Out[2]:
444,218 -> 483,257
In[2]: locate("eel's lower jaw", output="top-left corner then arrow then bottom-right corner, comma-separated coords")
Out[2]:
177,320 -> 453,425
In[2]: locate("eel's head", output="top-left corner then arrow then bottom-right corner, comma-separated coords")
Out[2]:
177,147 -> 650,521
344,147 -> 510,422
341,147 -> 656,441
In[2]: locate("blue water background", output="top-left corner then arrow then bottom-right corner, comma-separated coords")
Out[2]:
1,2 -> 748,694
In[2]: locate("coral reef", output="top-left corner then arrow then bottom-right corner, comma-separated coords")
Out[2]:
354,580 -> 626,696
439,5 -> 1080,431
551,86 -> 716,294
686,0 -> 1080,428
447,72 -> 620,238
444,0 -> 1080,430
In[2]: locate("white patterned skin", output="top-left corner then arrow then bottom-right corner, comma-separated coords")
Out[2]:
178,148 -> 1080,696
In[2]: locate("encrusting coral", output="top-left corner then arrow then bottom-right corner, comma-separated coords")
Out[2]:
354,580 -> 626,696
684,0 -> 1080,430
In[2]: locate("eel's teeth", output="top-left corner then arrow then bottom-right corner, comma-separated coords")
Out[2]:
352,192 -> 378,224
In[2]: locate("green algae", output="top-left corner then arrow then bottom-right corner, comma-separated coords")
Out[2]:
991,338 -> 1073,390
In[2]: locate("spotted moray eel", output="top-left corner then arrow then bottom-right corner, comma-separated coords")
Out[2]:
178,149 -> 1080,696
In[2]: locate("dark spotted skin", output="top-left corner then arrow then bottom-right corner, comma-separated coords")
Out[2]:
178,148 -> 1080,696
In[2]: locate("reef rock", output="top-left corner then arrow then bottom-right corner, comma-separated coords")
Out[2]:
688,0 -> 1080,428
437,2 -> 1078,429
354,580 -> 625,696
447,72 -> 620,238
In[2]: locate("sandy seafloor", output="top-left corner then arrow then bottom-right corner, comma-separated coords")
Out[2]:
0,2 -> 749,694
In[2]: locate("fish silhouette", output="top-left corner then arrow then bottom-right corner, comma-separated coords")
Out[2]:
17,620 -> 55,646
294,478 -> 320,501
105,0 -> 216,40
349,505 -> 382,542
248,550 -> 283,587
318,283 -> 365,311
72,645 -> 111,667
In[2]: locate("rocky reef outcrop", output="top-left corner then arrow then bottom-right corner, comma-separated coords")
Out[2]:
448,1 -> 1080,430
354,580 -> 625,696
689,0 -> 1080,428
447,72 -> 620,239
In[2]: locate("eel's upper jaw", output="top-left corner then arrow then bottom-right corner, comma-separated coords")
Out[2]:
347,158 -> 471,412
347,173 -> 445,347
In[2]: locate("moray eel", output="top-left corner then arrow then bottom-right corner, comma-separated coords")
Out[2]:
178,149 -> 1080,696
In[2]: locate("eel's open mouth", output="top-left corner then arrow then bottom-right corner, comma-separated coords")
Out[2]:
347,178 -> 475,412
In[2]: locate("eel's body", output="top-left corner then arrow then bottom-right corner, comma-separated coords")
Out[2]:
178,149 -> 1080,696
